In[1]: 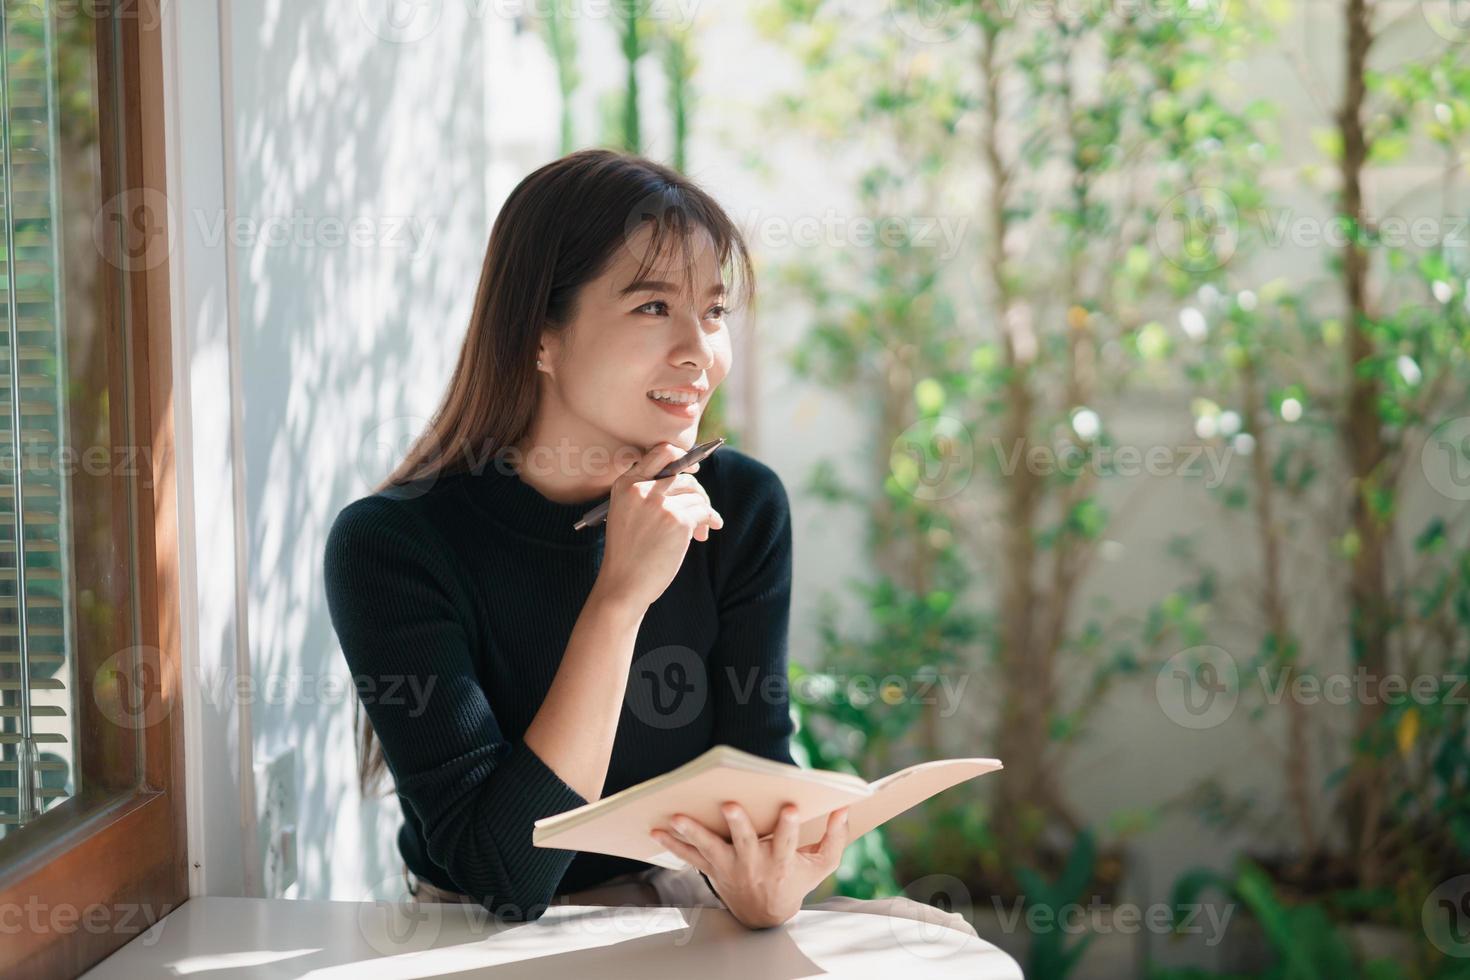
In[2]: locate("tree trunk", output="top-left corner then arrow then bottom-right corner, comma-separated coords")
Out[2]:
1337,0 -> 1390,889
979,22 -> 1049,875
1242,360 -> 1318,861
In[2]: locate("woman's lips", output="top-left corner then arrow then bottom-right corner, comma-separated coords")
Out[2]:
647,393 -> 702,418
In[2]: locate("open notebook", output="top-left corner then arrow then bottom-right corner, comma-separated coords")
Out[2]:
532,744 -> 1003,869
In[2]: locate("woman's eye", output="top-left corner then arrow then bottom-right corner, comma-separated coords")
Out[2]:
633,300 -> 727,320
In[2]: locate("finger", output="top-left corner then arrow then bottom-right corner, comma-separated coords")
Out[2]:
625,443 -> 687,483
665,496 -> 724,532
669,814 -> 735,873
815,807 -> 851,868
661,479 -> 722,529
650,829 -> 716,877
672,506 -> 722,542
721,802 -> 760,862
649,466 -> 707,501
643,442 -> 690,476
656,472 -> 706,498
664,491 -> 722,522
771,803 -> 800,864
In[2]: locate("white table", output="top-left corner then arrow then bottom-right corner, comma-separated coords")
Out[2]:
82,895 -> 1023,978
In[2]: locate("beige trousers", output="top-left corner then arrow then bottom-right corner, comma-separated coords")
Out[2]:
401,861 -> 978,938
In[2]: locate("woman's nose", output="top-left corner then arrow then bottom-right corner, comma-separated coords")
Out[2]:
672,313 -> 716,366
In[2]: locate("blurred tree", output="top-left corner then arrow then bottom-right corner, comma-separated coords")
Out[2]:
531,2 -> 581,154
607,0 -> 647,153
1176,0 -> 1470,909
751,0 -> 1264,896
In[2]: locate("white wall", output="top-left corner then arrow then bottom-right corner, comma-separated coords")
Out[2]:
227,0 -> 508,902
165,0 -> 505,901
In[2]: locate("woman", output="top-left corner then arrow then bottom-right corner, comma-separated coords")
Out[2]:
323,148 -> 976,938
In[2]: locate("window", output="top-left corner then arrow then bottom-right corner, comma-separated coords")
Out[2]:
1,0 -> 90,838
0,1 -> 185,974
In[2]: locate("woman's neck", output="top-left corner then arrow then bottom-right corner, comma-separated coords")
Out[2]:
509,425 -> 635,506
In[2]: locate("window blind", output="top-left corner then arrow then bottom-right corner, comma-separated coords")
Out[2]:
0,3 -> 76,832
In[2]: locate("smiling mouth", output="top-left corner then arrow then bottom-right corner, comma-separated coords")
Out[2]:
647,390 -> 703,404
646,391 -> 703,416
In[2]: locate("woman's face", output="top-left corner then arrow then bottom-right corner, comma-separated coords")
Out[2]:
534,225 -> 732,466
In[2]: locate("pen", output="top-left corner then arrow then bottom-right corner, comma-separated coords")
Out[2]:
572,437 -> 726,530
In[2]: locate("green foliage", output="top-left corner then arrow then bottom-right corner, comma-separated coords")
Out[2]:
1168,0 -> 1470,888
652,18 -> 697,172
735,0 -> 1469,972
531,1 -> 581,153
609,0 -> 644,152
1016,829 -> 1100,980
1150,862 -> 1429,980
755,0 -> 1277,891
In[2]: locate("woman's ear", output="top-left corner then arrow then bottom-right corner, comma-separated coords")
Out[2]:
536,329 -> 564,376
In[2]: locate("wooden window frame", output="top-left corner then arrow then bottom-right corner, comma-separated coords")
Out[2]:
0,2 -> 185,975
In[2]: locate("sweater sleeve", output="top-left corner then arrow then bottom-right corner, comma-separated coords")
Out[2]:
707,464 -> 799,768
323,496 -> 588,921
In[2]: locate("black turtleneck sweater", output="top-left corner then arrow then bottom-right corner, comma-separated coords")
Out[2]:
322,444 -> 796,920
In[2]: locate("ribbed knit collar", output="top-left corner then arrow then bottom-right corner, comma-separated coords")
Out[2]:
458,449 -> 610,548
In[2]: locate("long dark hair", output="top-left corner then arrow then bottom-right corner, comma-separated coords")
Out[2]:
356,148 -> 757,798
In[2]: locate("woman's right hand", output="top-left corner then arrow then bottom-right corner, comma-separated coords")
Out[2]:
593,442 -> 724,610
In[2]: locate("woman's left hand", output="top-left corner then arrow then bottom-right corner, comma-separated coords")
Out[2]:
650,802 -> 851,929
